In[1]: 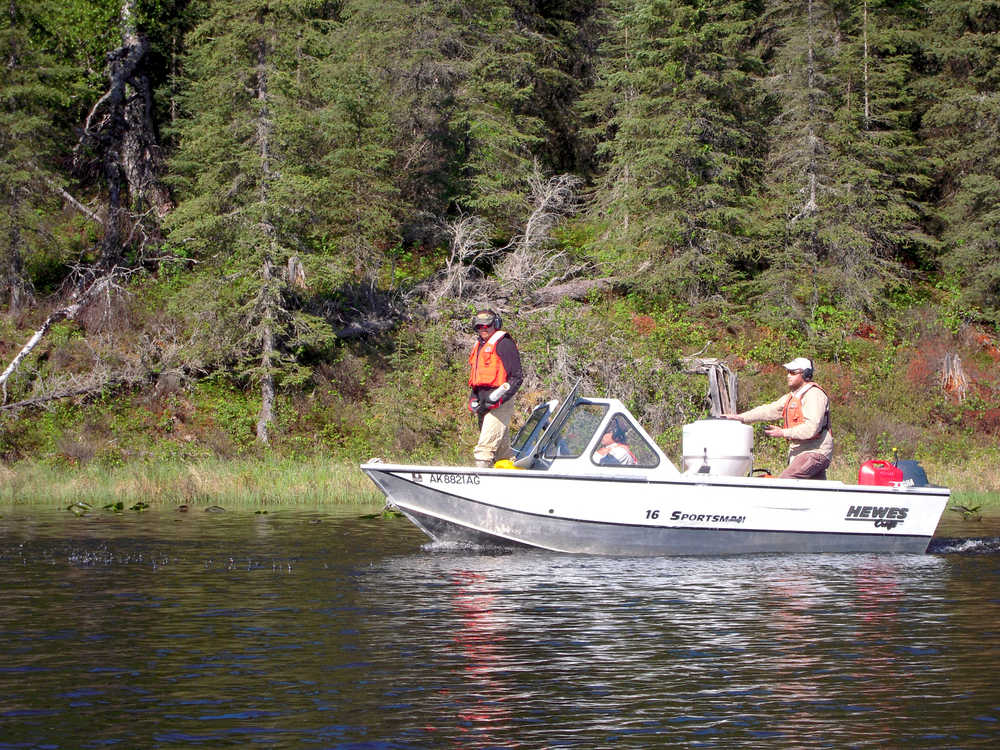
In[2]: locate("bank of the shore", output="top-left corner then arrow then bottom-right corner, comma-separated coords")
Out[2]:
0,458 -> 384,509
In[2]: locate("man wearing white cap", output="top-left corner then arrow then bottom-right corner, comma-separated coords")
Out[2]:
726,357 -> 833,479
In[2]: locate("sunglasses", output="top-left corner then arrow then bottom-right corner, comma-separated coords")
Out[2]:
475,324 -> 491,330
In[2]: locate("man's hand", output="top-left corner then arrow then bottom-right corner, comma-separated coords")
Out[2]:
764,425 -> 785,438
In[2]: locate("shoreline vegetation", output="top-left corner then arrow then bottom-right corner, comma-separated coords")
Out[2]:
1,457 -> 997,529
0,458 -> 385,509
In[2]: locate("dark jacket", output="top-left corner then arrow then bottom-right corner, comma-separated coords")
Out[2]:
469,334 -> 523,403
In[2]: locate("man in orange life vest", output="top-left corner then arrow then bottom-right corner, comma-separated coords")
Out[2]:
725,357 -> 833,479
468,309 -> 524,468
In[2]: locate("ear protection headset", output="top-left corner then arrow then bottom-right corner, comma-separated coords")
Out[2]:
472,309 -> 502,330
609,418 -> 627,443
803,359 -> 814,381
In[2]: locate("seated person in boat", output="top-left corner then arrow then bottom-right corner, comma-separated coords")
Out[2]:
593,419 -> 637,466
725,357 -> 833,479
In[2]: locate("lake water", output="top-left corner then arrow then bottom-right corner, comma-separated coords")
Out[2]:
1,506 -> 998,748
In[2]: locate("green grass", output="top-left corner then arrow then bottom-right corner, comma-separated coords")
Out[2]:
0,457 -> 384,509
952,491 -> 1000,506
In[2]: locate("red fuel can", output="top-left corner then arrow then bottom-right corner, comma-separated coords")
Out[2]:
858,459 -> 904,486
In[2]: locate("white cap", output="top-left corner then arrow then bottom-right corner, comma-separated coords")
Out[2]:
783,357 -> 813,372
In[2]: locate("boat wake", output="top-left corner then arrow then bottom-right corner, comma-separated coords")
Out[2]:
422,537 -> 1000,556
927,537 -> 1000,555
421,540 -> 517,556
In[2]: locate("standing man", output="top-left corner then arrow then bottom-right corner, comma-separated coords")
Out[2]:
468,309 -> 524,468
726,357 -> 833,479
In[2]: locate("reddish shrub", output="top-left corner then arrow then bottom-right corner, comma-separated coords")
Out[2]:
976,408 -> 1000,435
632,315 -> 656,336
905,356 -> 937,389
855,322 -> 877,339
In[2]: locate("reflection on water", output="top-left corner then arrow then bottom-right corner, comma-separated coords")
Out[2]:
0,507 -> 998,748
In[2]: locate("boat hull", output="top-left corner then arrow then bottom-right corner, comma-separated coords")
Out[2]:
361,464 -> 949,556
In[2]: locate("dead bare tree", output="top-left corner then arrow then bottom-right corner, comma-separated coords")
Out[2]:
420,165 -> 593,316
940,352 -> 969,402
426,214 -> 497,305
682,347 -> 738,417
498,165 -> 584,295
74,0 -> 172,270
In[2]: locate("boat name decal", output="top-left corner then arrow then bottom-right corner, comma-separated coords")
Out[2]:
845,505 -> 907,529
429,473 -> 481,485
670,511 -> 746,524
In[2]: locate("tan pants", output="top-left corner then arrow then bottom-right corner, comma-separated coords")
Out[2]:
780,451 -> 830,479
473,398 -> 515,464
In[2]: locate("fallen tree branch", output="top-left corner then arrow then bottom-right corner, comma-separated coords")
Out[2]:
0,380 -> 127,413
335,316 -> 397,339
31,164 -> 104,226
0,273 -> 122,403
530,277 -> 618,306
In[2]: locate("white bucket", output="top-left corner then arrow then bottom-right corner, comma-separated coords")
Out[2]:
682,419 -> 754,476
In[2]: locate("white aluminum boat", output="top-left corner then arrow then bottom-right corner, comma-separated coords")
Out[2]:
360,383 -> 949,555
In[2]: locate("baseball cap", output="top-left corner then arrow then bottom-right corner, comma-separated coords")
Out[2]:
783,357 -> 813,372
473,311 -> 494,327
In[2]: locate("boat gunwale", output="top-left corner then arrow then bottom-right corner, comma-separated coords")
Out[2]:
360,462 -> 951,498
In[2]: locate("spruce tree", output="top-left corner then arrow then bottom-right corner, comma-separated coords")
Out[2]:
448,0 -> 547,231
316,1 -> 403,284
0,0 -> 82,316
918,0 -> 1000,323
581,0 -> 769,302
334,0 -> 562,244
166,0 -> 352,443
754,0 -> 929,329
823,0 -> 933,309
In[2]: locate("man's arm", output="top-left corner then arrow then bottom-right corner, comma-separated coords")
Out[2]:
495,337 -> 523,399
737,394 -> 789,424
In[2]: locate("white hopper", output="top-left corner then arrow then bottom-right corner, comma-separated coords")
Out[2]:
682,419 -> 754,476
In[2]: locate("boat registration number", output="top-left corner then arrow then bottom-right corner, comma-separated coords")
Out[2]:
429,473 -> 481,485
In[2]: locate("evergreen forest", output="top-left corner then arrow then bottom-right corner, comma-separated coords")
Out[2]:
1,0 -> 998,499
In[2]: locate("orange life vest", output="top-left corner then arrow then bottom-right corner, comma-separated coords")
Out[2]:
468,330 -> 509,388
605,441 -> 637,464
782,383 -> 830,434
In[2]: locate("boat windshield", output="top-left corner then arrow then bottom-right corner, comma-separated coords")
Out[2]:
510,401 -> 553,459
543,402 -> 607,458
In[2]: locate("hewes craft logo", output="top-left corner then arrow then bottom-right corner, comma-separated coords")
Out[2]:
845,504 -> 908,530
